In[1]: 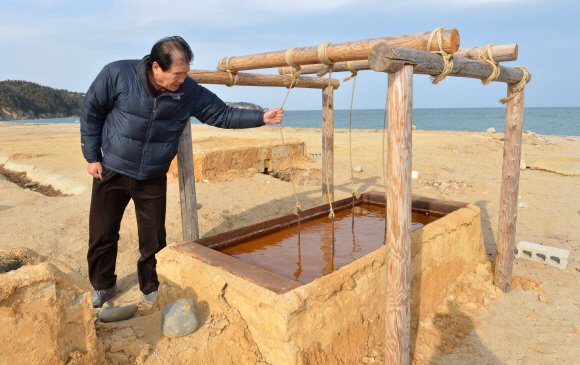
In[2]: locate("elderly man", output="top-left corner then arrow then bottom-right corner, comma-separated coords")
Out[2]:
81,36 -> 283,308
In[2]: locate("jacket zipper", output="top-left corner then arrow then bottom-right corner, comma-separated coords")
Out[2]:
138,97 -> 157,179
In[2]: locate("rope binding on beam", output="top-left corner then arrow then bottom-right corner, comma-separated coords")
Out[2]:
284,47 -> 302,89
218,56 -> 239,87
426,27 -> 455,85
316,42 -> 334,77
499,66 -> 530,104
477,44 -> 501,85
343,61 -> 358,82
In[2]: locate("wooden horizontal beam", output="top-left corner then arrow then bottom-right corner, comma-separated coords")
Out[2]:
217,29 -> 460,72
277,44 -> 518,76
455,44 -> 518,62
188,70 -> 340,89
368,44 -> 531,84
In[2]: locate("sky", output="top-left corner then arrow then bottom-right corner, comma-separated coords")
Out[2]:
0,0 -> 578,111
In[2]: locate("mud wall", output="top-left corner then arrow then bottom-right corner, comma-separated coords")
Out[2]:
167,142 -> 305,182
156,203 -> 484,364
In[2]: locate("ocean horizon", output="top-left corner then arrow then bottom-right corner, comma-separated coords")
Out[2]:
3,107 -> 579,136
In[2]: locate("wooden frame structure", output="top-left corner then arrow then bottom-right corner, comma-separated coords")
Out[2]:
175,29 -> 530,364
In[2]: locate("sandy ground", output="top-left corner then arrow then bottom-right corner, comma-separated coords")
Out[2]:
1,122 -> 579,364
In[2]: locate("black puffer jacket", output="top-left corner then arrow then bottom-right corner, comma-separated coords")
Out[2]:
80,56 -> 264,180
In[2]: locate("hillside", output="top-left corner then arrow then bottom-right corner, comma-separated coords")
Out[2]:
225,101 -> 267,111
0,80 -> 84,121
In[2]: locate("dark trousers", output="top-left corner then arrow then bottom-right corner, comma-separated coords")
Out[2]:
87,173 -> 167,295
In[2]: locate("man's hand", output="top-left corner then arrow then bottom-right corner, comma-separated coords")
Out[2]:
263,106 -> 284,125
87,162 -> 103,180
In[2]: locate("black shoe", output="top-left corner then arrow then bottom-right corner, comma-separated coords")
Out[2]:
92,284 -> 118,308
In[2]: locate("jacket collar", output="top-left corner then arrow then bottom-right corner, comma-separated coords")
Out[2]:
137,55 -> 157,98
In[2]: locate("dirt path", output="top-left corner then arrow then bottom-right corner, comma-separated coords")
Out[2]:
1,122 -> 579,364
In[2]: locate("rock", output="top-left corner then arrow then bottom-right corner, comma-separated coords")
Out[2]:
24,182 -> 37,187
533,309 -> 539,314
486,127 -> 496,133
353,166 -> 363,173
527,315 -> 537,321
232,205 -> 239,210
196,203 -> 202,210
161,298 -> 199,337
519,202 -> 530,208
98,304 -> 138,323
411,171 -> 420,179
520,160 -> 527,170
83,241 -> 89,248
198,229 -> 206,239
0,247 -> 101,364
412,125 -> 417,130
222,210 -> 229,214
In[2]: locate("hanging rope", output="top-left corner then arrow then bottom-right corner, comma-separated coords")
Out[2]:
499,66 -> 530,104
219,56 -> 239,87
277,47 -> 302,216
343,61 -> 358,82
344,61 -> 358,199
477,44 -> 501,85
323,68 -> 336,224
316,42 -> 334,77
426,27 -> 455,85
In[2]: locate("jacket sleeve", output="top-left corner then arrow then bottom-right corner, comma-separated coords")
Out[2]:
190,84 -> 265,129
80,65 -> 116,163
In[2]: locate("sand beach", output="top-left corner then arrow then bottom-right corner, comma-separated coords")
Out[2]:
1,122 -> 579,364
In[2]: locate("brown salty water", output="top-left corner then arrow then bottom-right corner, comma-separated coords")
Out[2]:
217,203 -> 442,284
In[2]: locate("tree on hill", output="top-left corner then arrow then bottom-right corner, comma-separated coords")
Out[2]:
0,80 -> 84,120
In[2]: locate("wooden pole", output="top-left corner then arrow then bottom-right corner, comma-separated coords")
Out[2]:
177,120 -> 200,241
455,44 -> 518,62
494,84 -> 525,292
277,44 -> 518,76
278,60 -> 370,76
369,44 -> 531,84
322,85 -> 334,204
217,29 -> 460,72
385,65 -> 413,365
188,70 -> 340,89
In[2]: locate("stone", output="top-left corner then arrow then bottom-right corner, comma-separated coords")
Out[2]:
353,166 -> 363,173
196,203 -> 202,210
527,315 -> 537,321
232,205 -> 239,210
222,210 -> 229,214
199,229 -> 206,239
520,160 -> 527,170
0,247 -> 101,364
24,182 -> 37,187
519,202 -> 530,208
161,298 -> 199,337
486,127 -> 496,133
98,304 -> 138,323
412,125 -> 417,130
411,171 -> 420,179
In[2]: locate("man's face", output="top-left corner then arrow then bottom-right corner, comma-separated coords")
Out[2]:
152,60 -> 190,92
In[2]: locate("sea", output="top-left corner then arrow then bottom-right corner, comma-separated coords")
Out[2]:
4,107 -> 579,136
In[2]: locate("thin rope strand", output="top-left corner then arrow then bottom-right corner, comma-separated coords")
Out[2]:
499,66 -> 530,104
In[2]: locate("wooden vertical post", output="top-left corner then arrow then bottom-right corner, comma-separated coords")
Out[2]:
322,85 -> 335,204
494,85 -> 525,292
385,65 -> 413,365
177,119 -> 200,241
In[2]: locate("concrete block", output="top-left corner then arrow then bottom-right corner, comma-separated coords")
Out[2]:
515,241 -> 569,269
310,152 -> 322,159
